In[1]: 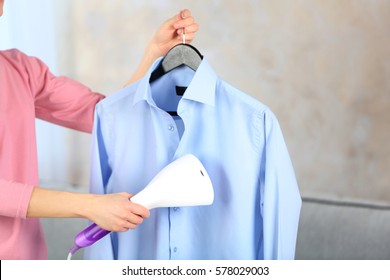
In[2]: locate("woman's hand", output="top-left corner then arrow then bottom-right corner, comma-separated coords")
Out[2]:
124,9 -> 199,86
87,192 -> 150,232
147,9 -> 199,58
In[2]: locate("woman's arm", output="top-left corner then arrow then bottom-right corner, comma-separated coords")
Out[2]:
27,187 -> 150,232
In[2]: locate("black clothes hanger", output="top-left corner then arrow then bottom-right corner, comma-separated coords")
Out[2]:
149,43 -> 203,83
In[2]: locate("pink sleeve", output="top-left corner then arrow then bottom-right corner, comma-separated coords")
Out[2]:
23,53 -> 105,133
0,179 -> 35,218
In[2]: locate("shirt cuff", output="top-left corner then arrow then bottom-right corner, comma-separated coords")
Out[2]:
0,178 -> 35,218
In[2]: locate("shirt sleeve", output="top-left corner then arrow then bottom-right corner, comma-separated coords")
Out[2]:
21,51 -> 105,133
84,106 -> 115,260
260,110 -> 302,260
0,178 -> 35,218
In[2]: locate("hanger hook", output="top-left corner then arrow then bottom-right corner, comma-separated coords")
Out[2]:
182,28 -> 186,44
181,10 -> 186,44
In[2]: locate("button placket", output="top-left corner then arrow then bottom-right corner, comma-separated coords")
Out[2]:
169,204 -> 182,259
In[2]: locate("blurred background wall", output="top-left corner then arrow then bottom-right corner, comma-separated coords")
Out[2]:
1,0 -> 389,259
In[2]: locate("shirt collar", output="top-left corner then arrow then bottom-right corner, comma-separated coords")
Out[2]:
132,58 -> 162,107
133,56 -> 217,108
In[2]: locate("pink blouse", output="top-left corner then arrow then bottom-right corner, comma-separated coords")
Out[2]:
0,49 -> 105,259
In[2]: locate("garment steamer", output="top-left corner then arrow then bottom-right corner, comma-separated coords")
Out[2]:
67,154 -> 214,260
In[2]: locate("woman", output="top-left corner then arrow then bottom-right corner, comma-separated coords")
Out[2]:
0,0 -> 199,259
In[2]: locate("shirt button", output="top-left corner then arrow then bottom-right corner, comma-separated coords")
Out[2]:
168,125 -> 175,131
173,207 -> 180,212
173,247 -> 178,253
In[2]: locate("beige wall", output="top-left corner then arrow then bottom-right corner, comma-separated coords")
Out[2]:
56,0 -> 390,203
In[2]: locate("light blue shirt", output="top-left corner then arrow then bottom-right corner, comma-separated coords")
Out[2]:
84,57 -> 301,260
